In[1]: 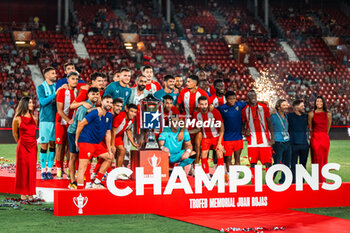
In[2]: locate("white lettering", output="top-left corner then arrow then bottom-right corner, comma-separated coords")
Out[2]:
187,119 -> 196,128
229,165 -> 252,192
254,165 -> 263,192
214,121 -> 221,127
321,163 -> 342,190
265,164 -> 293,192
106,164 -> 342,197
136,167 -> 162,195
163,167 -> 193,195
107,167 -> 133,197
237,197 -> 250,207
296,164 -> 319,191
178,120 -> 184,128
252,196 -> 268,206
195,165 -> 225,193
189,198 -> 208,208
209,198 -> 235,208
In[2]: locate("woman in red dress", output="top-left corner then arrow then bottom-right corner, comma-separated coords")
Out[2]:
12,97 -> 38,201
308,96 -> 332,183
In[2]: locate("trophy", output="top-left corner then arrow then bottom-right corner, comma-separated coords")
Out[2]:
148,154 -> 161,174
73,193 -> 88,214
139,94 -> 163,149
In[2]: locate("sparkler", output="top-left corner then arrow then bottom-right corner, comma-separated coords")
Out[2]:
253,69 -> 284,108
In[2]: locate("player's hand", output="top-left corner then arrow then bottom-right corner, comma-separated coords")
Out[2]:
107,151 -> 113,160
61,84 -> 68,90
242,128 -> 250,137
111,146 -> 116,154
68,118 -> 74,125
161,146 -> 169,153
55,84 -> 67,95
182,151 -> 190,159
83,102 -> 92,109
75,141 -> 79,152
139,140 -> 145,148
133,143 -> 140,149
269,138 -> 275,146
216,144 -> 224,153
209,104 -> 214,111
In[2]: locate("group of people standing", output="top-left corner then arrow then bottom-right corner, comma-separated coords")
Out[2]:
270,97 -> 331,184
12,63 -> 332,199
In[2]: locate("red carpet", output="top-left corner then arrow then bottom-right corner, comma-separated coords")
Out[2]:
2,164 -> 350,232
0,165 -> 70,192
164,209 -> 350,232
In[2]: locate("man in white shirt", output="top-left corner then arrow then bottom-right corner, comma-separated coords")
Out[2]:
129,75 -> 151,105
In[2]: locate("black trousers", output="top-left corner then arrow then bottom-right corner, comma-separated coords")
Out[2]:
291,144 -> 309,183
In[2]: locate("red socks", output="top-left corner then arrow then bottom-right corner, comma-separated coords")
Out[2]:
85,163 -> 91,183
75,159 -> 79,170
77,184 -> 84,189
107,166 -> 114,173
96,172 -> 104,181
56,160 -> 62,168
202,158 -> 209,173
250,167 -> 255,184
217,157 -> 224,166
93,158 -> 103,174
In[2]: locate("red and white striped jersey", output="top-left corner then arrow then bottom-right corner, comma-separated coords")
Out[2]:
241,103 -> 271,147
56,88 -> 76,125
113,111 -> 135,137
176,87 -> 211,117
132,80 -> 162,94
193,109 -> 223,139
146,80 -> 162,93
210,94 -> 226,108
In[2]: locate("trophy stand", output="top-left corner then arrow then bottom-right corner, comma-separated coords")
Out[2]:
131,94 -> 169,180
144,129 -> 159,149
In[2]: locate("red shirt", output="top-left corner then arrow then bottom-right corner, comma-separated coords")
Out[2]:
193,109 -> 223,138
176,87 -> 211,117
164,106 -> 180,118
163,106 -> 180,127
56,88 -> 76,125
77,82 -> 85,90
75,87 -> 104,103
210,94 -> 226,108
75,88 -> 89,103
113,111 -> 135,137
208,85 -> 216,96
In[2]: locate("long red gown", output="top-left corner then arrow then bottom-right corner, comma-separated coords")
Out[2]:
310,111 -> 330,183
15,115 -> 37,195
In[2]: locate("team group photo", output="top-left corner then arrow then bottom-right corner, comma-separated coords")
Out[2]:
0,0 -> 349,232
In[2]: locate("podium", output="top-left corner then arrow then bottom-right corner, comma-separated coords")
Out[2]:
130,150 -> 169,181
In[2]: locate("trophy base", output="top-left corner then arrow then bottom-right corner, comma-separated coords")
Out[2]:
144,142 -> 160,150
